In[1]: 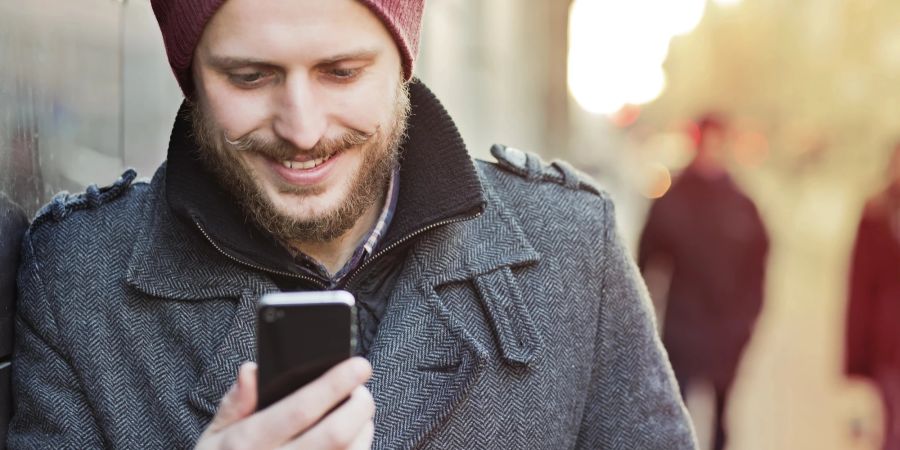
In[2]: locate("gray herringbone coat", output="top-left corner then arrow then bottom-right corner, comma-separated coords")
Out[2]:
8,149 -> 696,449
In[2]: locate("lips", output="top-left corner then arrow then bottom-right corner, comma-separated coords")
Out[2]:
267,150 -> 343,186
280,152 -> 336,170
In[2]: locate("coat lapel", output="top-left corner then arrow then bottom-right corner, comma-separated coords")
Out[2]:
124,167 -> 277,421
184,285 -> 270,418
125,165 -> 261,301
368,179 -> 541,449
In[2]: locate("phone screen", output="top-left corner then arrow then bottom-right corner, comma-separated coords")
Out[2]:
256,291 -> 356,411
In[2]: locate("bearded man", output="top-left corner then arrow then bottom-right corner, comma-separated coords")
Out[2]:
7,0 -> 696,448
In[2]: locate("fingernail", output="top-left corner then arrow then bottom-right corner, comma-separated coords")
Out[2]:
353,357 -> 372,378
236,362 -> 252,387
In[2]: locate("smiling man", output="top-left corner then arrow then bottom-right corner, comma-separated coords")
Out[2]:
8,0 -> 696,448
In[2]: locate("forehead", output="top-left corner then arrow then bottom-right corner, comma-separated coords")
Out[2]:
200,0 -> 393,61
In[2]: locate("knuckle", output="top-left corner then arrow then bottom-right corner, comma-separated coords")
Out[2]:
221,434 -> 250,450
356,385 -> 373,401
287,404 -> 312,426
365,420 -> 376,439
357,388 -> 375,417
324,374 -> 350,398
322,425 -> 352,449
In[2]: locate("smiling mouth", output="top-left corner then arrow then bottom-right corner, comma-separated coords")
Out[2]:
277,150 -> 340,170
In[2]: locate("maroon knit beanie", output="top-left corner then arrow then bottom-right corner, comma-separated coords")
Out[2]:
150,0 -> 425,97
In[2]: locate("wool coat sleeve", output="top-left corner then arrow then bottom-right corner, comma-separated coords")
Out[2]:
575,197 -> 697,449
7,231 -> 104,449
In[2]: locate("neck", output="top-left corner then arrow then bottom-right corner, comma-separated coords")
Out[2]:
289,189 -> 386,276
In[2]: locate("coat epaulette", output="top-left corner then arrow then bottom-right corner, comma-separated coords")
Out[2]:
32,169 -> 138,227
489,144 -> 603,196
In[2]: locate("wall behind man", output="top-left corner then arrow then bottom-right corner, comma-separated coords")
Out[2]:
416,0 -> 648,240
416,0 -> 573,161
0,0 -> 180,217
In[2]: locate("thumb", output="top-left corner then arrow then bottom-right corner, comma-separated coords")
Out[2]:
207,362 -> 258,433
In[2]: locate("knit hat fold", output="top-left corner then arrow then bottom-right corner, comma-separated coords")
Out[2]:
150,0 -> 425,97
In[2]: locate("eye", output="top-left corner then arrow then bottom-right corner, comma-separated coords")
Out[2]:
227,70 -> 273,88
331,68 -> 356,78
324,67 -> 362,82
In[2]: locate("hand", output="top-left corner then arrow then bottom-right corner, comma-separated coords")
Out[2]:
195,357 -> 375,449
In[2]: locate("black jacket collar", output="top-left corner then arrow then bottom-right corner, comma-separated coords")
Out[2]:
165,80 -> 486,280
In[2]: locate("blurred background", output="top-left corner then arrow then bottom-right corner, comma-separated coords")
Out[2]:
2,0 -> 899,449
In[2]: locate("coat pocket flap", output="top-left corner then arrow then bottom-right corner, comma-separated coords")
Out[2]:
473,267 -> 542,366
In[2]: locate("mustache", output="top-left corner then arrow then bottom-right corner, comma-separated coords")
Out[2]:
225,127 -> 377,161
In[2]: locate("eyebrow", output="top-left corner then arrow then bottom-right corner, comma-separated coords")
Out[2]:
316,49 -> 380,65
205,56 -> 275,70
205,49 -> 381,70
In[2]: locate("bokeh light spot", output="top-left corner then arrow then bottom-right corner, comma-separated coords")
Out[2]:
643,162 -> 673,199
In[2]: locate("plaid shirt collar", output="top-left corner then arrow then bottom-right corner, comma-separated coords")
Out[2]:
287,167 -> 400,286
363,168 -> 399,256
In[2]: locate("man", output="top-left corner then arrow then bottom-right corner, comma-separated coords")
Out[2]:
845,143 -> 900,450
638,115 -> 768,450
8,0 -> 696,448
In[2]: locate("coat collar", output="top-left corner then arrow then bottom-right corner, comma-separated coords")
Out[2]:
124,164 -> 274,300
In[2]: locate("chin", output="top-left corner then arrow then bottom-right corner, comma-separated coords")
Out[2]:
268,190 -> 344,222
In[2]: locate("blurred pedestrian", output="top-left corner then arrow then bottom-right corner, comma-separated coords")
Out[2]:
638,114 -> 769,450
845,142 -> 900,450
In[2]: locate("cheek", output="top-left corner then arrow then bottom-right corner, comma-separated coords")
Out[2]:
200,76 -> 271,137
326,82 -> 397,131
216,100 -> 270,137
334,148 -> 367,183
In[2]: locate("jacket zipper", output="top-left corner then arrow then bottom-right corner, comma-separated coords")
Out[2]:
193,220 -> 328,289
341,210 -> 484,290
194,209 -> 483,292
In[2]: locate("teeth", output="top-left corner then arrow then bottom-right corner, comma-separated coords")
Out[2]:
281,155 -> 330,170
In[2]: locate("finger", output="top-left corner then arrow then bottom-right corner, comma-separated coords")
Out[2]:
348,420 -> 375,450
207,362 -> 258,433
287,385 -> 376,449
239,357 -> 372,446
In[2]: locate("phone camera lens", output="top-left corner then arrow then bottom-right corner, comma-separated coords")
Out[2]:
263,308 -> 277,323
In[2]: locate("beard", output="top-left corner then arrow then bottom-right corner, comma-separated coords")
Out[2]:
190,83 -> 411,244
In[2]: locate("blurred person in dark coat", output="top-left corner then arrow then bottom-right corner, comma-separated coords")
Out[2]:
638,114 -> 769,450
845,143 -> 900,450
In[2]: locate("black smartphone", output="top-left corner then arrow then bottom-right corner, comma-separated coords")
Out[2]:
256,290 -> 357,411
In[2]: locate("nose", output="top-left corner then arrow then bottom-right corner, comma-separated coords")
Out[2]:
272,76 -> 328,151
